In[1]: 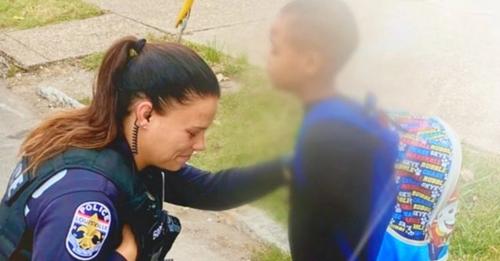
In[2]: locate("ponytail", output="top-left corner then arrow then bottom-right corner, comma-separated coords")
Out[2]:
20,36 -> 140,174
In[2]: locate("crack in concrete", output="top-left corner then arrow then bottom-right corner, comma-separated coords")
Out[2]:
1,32 -> 51,62
0,102 -> 27,118
111,12 -> 173,35
112,10 -> 268,37
184,19 -> 268,34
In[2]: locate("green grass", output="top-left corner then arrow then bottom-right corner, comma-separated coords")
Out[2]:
450,146 -> 500,260
190,68 -> 300,224
79,35 -> 249,76
0,0 -> 103,30
6,64 -> 23,77
77,96 -> 91,106
252,245 -> 291,261
181,39 -> 248,75
158,34 -> 249,76
187,68 -> 299,261
189,67 -> 301,170
187,40 -> 222,65
79,52 -> 104,71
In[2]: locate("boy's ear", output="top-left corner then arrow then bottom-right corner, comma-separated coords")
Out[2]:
303,50 -> 323,77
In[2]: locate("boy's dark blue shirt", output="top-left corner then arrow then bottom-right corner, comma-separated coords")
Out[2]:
290,96 -> 399,261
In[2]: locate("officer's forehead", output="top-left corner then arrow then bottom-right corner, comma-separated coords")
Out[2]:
165,95 -> 217,127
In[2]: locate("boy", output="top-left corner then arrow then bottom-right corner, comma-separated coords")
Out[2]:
267,1 -> 399,260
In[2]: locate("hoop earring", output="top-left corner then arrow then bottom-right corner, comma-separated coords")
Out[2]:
131,120 -> 139,154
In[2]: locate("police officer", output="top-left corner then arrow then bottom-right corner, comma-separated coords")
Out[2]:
0,36 -> 288,260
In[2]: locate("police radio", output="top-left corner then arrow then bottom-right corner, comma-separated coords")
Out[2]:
132,169 -> 182,261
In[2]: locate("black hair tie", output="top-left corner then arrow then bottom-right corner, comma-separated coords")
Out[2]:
133,38 -> 147,54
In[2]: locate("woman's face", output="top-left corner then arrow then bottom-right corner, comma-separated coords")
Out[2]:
133,95 -> 219,171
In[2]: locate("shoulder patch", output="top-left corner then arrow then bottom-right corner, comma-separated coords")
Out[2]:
66,201 -> 112,260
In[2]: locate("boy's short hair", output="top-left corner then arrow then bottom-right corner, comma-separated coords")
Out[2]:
281,0 -> 359,72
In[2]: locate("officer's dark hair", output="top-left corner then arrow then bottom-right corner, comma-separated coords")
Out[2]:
280,0 -> 359,73
20,36 -> 220,174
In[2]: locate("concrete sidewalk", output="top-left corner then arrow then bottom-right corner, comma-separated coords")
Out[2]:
0,13 -> 163,68
0,80 -> 38,195
84,0 -> 288,64
0,0 -> 286,68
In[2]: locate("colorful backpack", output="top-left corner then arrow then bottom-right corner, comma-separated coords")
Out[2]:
377,112 -> 462,261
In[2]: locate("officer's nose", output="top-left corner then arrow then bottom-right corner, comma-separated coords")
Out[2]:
192,132 -> 206,151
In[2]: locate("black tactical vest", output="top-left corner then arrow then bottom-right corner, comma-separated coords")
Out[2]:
0,147 -> 180,260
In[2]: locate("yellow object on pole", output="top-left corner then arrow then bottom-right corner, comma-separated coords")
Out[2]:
175,0 -> 195,42
175,0 -> 194,28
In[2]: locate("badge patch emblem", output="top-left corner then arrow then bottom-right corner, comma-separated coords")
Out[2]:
66,201 -> 112,260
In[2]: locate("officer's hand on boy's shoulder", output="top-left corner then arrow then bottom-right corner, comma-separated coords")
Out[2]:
116,224 -> 137,261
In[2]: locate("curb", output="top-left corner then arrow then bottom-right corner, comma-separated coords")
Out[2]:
36,86 -> 84,108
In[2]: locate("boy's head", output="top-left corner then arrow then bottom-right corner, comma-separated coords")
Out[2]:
267,0 -> 359,93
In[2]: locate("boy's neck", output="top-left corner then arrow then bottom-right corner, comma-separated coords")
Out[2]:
296,81 -> 337,107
